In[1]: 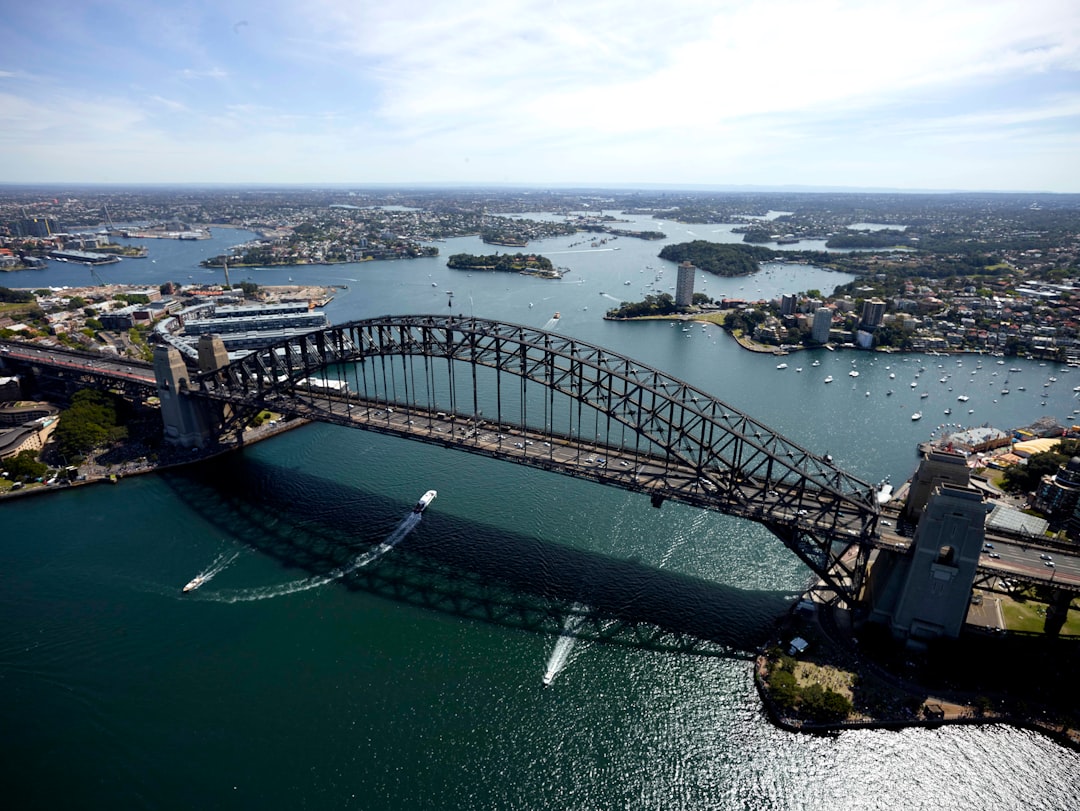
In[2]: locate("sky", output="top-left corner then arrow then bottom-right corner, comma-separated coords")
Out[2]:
2,0 -> 1080,192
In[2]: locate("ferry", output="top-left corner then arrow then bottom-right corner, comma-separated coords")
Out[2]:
413,489 -> 438,514
182,574 -> 207,593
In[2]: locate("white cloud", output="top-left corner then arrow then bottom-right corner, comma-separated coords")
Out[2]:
178,67 -> 228,80
4,0 -> 1080,188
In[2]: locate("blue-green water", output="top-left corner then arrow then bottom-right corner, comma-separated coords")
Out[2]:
3,220 -> 1079,809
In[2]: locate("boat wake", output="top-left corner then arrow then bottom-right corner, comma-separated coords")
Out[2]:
182,550 -> 240,592
541,602 -> 589,687
198,512 -> 422,604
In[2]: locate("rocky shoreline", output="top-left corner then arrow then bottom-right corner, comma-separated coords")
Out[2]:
754,591 -> 1080,751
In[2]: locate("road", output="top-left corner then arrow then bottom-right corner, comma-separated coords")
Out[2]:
0,340 -> 155,386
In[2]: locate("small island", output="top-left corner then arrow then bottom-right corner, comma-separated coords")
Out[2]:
446,252 -> 563,278
658,240 -> 775,277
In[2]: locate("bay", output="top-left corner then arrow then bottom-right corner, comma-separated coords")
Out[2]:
2,217 -> 1078,810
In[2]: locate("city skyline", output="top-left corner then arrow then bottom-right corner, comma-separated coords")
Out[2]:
3,0 -> 1080,192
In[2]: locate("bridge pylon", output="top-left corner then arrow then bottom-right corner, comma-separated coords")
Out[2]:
866,483 -> 985,644
154,344 -> 228,449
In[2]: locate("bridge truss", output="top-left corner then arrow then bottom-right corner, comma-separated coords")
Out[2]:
192,315 -> 882,605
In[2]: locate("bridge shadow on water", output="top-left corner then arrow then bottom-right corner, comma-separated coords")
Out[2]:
161,454 -> 794,660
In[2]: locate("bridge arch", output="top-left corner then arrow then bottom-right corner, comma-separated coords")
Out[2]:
194,314 -> 881,602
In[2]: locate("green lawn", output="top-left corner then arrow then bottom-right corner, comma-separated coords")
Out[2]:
1001,596 -> 1080,635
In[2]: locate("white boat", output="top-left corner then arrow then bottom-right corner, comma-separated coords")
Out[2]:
957,395 -> 969,401
889,373 -> 896,379
413,489 -> 438,513
182,574 -> 207,593
848,370 -> 859,377
811,360 -> 821,367
920,392 -> 929,399
911,412 -> 922,421
776,363 -> 788,370
824,375 -> 833,384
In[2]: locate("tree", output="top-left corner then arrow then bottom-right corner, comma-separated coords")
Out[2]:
53,389 -> 124,458
2,450 -> 49,481
1002,449 -> 1067,493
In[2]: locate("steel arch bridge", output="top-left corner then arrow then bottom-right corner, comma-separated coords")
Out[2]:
190,314 -> 883,605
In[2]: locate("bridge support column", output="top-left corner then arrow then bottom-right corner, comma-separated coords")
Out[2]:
868,483 -> 985,645
197,334 -> 230,374
154,345 -> 221,450
1044,589 -> 1074,637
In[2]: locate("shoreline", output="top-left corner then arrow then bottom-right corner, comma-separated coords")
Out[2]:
754,592 -> 1080,751
607,312 -> 1038,360
0,418 -> 308,502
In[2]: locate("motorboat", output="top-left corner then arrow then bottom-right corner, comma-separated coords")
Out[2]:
553,312 -> 560,319
776,363 -> 788,370
824,375 -> 833,384
911,412 -> 922,421
413,489 -> 438,513
182,574 -> 207,593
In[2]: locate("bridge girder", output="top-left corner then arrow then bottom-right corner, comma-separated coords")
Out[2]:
194,315 -> 882,604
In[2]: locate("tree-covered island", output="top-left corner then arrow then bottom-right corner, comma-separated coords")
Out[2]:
658,241 -> 776,276
446,252 -> 563,278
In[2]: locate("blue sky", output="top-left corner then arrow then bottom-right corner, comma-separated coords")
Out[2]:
2,0 -> 1079,191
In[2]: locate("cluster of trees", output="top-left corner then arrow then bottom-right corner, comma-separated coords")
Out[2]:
0,286 -> 34,304
605,293 -> 679,319
1,450 -> 49,483
114,292 -> 151,305
824,230 -> 914,249
722,307 -> 767,336
658,241 -> 775,277
446,253 -> 554,272
53,390 -> 128,460
765,650 -> 853,723
739,227 -> 781,243
607,228 -> 665,240
1001,438 -> 1080,493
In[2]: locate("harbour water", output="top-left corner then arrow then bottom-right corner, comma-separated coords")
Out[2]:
2,220 -> 1079,809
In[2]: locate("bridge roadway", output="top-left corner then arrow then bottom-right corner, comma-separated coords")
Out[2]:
272,390 -> 1080,595
271,389 -> 877,538
873,504 -> 1080,593
0,340 -> 155,387
4,338 -> 1080,596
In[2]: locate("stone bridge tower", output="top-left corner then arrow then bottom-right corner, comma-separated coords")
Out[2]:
153,335 -> 231,449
